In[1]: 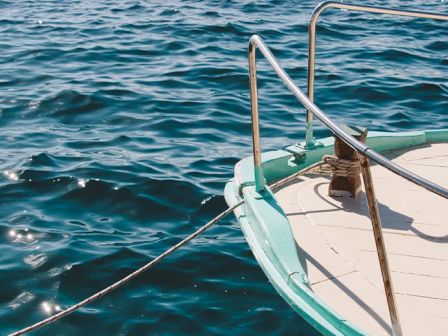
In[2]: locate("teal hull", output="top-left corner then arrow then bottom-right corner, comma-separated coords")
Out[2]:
224,129 -> 448,335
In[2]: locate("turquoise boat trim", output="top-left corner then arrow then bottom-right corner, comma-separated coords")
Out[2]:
254,165 -> 266,192
225,130 -> 448,335
424,129 -> 448,142
225,181 -> 364,336
234,130 -> 443,193
225,182 -> 364,336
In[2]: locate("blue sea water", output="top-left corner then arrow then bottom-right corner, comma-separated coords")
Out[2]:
0,0 -> 447,335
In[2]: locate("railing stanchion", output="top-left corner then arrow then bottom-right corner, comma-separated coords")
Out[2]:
359,156 -> 403,336
305,14 -> 317,148
249,22 -> 448,333
249,39 -> 265,192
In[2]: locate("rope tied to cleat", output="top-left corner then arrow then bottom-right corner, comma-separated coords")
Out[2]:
323,154 -> 361,177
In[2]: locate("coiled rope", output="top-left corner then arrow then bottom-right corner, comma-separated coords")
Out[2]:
9,161 -> 323,336
322,155 -> 361,177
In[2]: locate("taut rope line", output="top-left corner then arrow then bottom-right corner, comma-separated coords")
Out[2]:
9,161 -> 322,336
9,201 -> 243,336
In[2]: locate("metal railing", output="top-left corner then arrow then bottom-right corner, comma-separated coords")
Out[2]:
305,1 -> 448,148
248,35 -> 448,199
249,27 -> 447,336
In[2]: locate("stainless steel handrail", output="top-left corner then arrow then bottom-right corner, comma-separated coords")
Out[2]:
305,1 -> 448,148
248,35 -> 448,199
249,31 -> 447,335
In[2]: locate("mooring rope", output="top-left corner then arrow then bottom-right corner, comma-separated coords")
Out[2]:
322,155 -> 361,177
9,200 -> 243,336
10,161 -> 324,336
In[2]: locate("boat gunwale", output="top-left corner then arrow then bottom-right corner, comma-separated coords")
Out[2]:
225,130 -> 448,336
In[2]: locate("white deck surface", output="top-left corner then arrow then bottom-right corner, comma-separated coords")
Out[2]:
274,143 -> 448,335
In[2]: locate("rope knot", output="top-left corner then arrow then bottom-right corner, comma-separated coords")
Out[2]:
323,155 -> 361,177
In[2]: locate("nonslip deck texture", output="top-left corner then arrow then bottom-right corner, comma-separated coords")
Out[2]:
275,143 -> 448,335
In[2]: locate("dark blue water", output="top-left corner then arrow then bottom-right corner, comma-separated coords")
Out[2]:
0,1 -> 447,335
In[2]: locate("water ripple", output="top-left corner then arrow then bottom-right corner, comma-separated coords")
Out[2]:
0,0 -> 447,335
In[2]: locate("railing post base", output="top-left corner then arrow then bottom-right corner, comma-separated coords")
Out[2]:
254,165 -> 266,192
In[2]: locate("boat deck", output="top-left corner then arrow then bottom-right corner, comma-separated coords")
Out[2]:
274,143 -> 448,335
